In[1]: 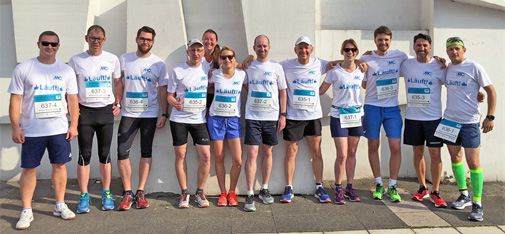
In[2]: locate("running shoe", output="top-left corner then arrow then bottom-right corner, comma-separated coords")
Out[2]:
387,185 -> 401,202
344,187 -> 360,202
118,191 -> 134,211
218,191 -> 227,206
53,204 -> 76,220
244,194 -> 256,211
280,186 -> 294,203
468,203 -> 484,221
76,193 -> 90,213
430,191 -> 447,208
195,193 -> 209,208
315,187 -> 331,203
259,188 -> 274,204
412,187 -> 429,201
451,193 -> 472,210
178,193 -> 190,208
135,190 -> 149,209
373,183 -> 385,200
335,187 -> 345,205
228,191 -> 238,206
16,210 -> 33,230
102,191 -> 115,211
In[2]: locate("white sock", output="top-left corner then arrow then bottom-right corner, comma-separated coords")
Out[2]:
55,201 -> 65,208
375,177 -> 383,185
286,185 -> 292,189
261,184 -> 268,190
461,190 -> 469,196
474,201 -> 482,206
316,184 -> 323,190
247,190 -> 254,196
389,179 -> 397,187
22,208 -> 32,213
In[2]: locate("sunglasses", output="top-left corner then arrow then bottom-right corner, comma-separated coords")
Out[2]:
343,48 -> 357,53
40,41 -> 59,47
446,37 -> 464,48
88,37 -> 104,42
220,55 -> 235,60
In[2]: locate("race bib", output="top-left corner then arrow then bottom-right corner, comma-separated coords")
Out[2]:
85,81 -> 112,103
183,91 -> 206,113
407,88 -> 430,108
213,95 -> 238,117
125,92 -> 148,112
434,119 -> 462,143
250,91 -> 272,112
293,89 -> 316,110
34,94 -> 63,118
376,78 -> 398,99
339,107 -> 362,128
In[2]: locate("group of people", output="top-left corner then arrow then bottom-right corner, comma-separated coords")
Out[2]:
8,24 -> 496,230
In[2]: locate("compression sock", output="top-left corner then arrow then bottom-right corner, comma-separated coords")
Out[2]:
470,168 -> 483,203
452,162 -> 467,190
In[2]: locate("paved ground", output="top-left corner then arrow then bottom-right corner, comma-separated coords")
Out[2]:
1,178 -> 504,233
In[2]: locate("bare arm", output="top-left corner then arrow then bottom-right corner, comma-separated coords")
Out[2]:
278,89 -> 287,132
66,94 -> 79,141
481,85 -> 496,133
362,81 -> 367,89
157,85 -> 168,129
9,94 -> 24,143
319,82 -> 332,95
168,92 -> 183,111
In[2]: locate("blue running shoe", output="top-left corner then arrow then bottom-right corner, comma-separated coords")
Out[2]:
102,191 -> 115,211
280,186 -> 294,203
77,193 -> 90,214
315,187 -> 331,203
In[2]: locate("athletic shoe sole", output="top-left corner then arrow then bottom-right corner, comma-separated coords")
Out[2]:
430,198 -> 447,208
451,202 -> 472,210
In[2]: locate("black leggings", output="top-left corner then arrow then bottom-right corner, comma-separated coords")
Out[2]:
77,104 -> 114,165
117,116 -> 157,160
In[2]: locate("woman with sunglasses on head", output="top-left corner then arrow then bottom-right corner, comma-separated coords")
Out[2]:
208,46 -> 246,206
319,39 -> 364,204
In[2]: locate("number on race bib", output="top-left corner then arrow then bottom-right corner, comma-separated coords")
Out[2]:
407,88 -> 430,108
125,92 -> 149,112
250,91 -> 272,112
85,81 -> 112,102
339,107 -> 362,128
34,94 -> 63,118
376,78 -> 398,100
183,91 -> 206,113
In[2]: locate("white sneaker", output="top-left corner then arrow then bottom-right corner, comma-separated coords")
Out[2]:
195,193 -> 209,208
53,204 -> 76,220
178,193 -> 190,208
16,210 -> 34,230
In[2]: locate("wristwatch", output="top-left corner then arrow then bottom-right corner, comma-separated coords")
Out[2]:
114,103 -> 121,109
280,112 -> 287,117
162,113 -> 169,118
486,115 -> 495,121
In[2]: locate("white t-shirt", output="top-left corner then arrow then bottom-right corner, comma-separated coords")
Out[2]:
8,58 -> 78,137
201,57 -> 213,75
361,50 -> 409,107
324,64 -> 364,118
401,58 -> 445,121
167,63 -> 208,124
68,51 -> 121,107
244,60 -> 287,121
209,68 -> 246,117
119,52 -> 168,118
443,59 -> 492,124
280,58 -> 328,120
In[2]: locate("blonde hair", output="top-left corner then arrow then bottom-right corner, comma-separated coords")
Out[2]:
340,39 -> 359,55
220,46 -> 236,57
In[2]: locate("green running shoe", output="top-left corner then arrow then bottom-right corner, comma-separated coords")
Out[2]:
373,183 -> 385,200
387,185 -> 401,202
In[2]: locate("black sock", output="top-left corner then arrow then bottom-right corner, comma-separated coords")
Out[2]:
182,189 -> 188,194
196,188 -> 204,194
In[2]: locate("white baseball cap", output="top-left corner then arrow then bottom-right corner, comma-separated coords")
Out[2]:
295,36 -> 312,46
187,39 -> 203,48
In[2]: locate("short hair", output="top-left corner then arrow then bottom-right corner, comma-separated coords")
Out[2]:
340,39 -> 359,55
38,31 -> 59,43
413,33 -> 431,45
136,26 -> 156,39
202,29 -> 218,41
220,46 -> 236,57
254,35 -> 270,46
87,25 -> 106,37
374,26 -> 392,39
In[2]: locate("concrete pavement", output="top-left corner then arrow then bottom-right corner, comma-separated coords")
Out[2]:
1,178 -> 504,233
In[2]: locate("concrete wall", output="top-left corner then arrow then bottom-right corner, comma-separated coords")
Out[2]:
1,0 -> 504,195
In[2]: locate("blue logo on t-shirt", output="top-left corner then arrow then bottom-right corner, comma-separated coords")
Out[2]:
309,71 -> 315,74
407,78 -> 433,86
457,72 -> 465,76
292,79 -> 317,84
34,84 -> 63,91
54,76 -> 62,80
388,60 -> 396,65
143,68 -> 151,72
100,66 -> 108,71
232,81 -> 240,85
339,84 -> 361,89
249,80 -> 273,85
264,72 -> 272,76
446,80 -> 468,86
423,71 -> 432,76
126,75 -> 152,82
373,69 -> 398,76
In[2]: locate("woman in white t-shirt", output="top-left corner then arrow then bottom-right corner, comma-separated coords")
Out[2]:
319,39 -> 364,204
208,46 -> 246,207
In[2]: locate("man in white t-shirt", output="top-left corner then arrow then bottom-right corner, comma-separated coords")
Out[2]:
442,37 -> 496,221
9,31 -> 79,230
361,26 -> 409,202
401,33 -> 447,208
68,25 -> 121,213
243,35 -> 287,211
167,39 -> 212,209
278,36 -> 331,203
115,26 -> 169,211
